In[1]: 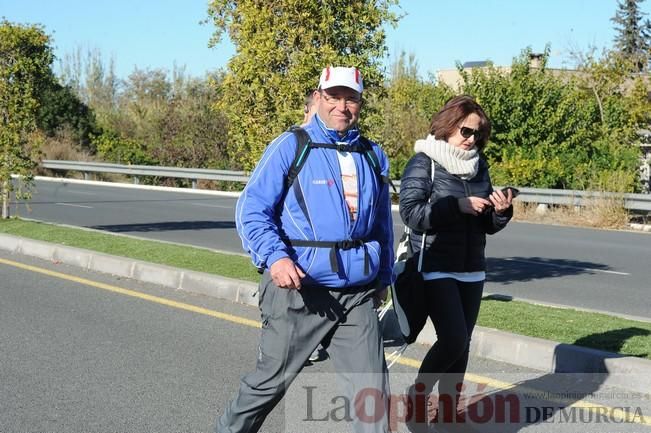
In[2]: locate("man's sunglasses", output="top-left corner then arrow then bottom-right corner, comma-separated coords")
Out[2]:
459,126 -> 481,140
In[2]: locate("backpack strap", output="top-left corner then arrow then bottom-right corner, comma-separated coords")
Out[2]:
359,136 -> 396,193
285,126 -> 312,190
417,159 -> 435,272
285,127 -> 395,193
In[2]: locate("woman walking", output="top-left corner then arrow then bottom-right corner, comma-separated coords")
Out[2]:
399,95 -> 513,432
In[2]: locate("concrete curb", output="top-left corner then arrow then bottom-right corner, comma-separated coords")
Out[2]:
629,223 -> 651,232
0,233 -> 258,307
2,233 -> 650,394
381,313 -> 651,394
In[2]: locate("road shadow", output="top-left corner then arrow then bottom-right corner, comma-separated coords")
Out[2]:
486,256 -> 614,285
572,327 -> 650,360
445,327 -> 651,432
89,220 -> 236,232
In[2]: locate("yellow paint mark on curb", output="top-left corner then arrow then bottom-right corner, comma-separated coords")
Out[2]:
2,256 -> 649,426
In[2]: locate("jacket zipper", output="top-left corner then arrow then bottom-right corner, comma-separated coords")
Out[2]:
462,180 -> 471,271
329,144 -> 351,284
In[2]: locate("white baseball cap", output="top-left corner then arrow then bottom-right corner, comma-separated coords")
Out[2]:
318,66 -> 363,94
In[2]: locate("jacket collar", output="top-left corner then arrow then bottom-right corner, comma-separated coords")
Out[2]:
313,114 -> 360,145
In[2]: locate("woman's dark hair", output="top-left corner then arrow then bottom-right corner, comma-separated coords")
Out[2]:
429,95 -> 491,150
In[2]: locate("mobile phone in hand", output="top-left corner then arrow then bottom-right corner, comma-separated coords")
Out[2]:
501,187 -> 520,198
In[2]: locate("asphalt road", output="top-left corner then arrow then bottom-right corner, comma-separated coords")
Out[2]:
11,178 -> 651,320
2,250 -> 649,433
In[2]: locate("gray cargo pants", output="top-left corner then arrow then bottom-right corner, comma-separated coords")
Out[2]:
215,271 -> 389,433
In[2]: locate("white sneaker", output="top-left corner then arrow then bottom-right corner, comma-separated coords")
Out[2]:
309,347 -> 321,362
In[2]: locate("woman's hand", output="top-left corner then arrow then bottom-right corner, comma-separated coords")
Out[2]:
458,196 -> 492,216
489,188 -> 513,215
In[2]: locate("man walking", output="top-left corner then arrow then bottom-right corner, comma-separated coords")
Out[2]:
215,66 -> 394,433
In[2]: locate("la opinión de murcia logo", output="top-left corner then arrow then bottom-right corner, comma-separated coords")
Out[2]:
297,382 -> 647,431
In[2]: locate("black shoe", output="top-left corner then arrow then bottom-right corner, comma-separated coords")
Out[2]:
405,383 -> 429,433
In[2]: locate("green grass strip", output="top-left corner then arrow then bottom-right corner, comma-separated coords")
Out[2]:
2,218 -> 650,359
0,218 -> 260,282
479,298 -> 651,359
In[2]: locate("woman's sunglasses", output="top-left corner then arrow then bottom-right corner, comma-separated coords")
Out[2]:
459,126 -> 481,140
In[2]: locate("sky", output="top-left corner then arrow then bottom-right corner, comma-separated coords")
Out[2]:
2,0 -> 649,80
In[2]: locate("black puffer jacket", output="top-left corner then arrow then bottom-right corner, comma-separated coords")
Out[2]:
399,151 -> 512,272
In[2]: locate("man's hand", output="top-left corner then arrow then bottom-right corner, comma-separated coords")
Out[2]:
373,286 -> 388,309
269,257 -> 306,290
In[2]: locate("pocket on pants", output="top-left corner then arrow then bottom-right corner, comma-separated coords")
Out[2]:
269,286 -> 305,320
258,275 -> 277,327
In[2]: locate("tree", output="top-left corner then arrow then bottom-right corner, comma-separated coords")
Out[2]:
151,74 -> 229,171
120,67 -> 172,145
36,81 -> 99,150
611,0 -> 651,71
461,48 -> 641,191
365,51 -> 453,178
571,45 -> 651,191
84,66 -> 229,178
59,47 -> 119,117
207,0 -> 400,170
0,20 -> 54,218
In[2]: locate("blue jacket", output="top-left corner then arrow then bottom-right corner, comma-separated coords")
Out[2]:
235,114 -> 394,288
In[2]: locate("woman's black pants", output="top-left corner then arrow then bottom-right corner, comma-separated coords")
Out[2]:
415,278 -> 484,403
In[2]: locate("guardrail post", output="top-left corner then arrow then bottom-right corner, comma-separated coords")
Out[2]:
133,176 -> 140,185
84,172 -> 90,181
192,179 -> 197,189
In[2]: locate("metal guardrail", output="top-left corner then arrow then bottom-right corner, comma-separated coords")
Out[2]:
42,160 -> 249,189
514,187 -> 651,212
42,160 -> 651,212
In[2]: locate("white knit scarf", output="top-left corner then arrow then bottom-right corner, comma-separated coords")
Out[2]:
414,134 -> 479,179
